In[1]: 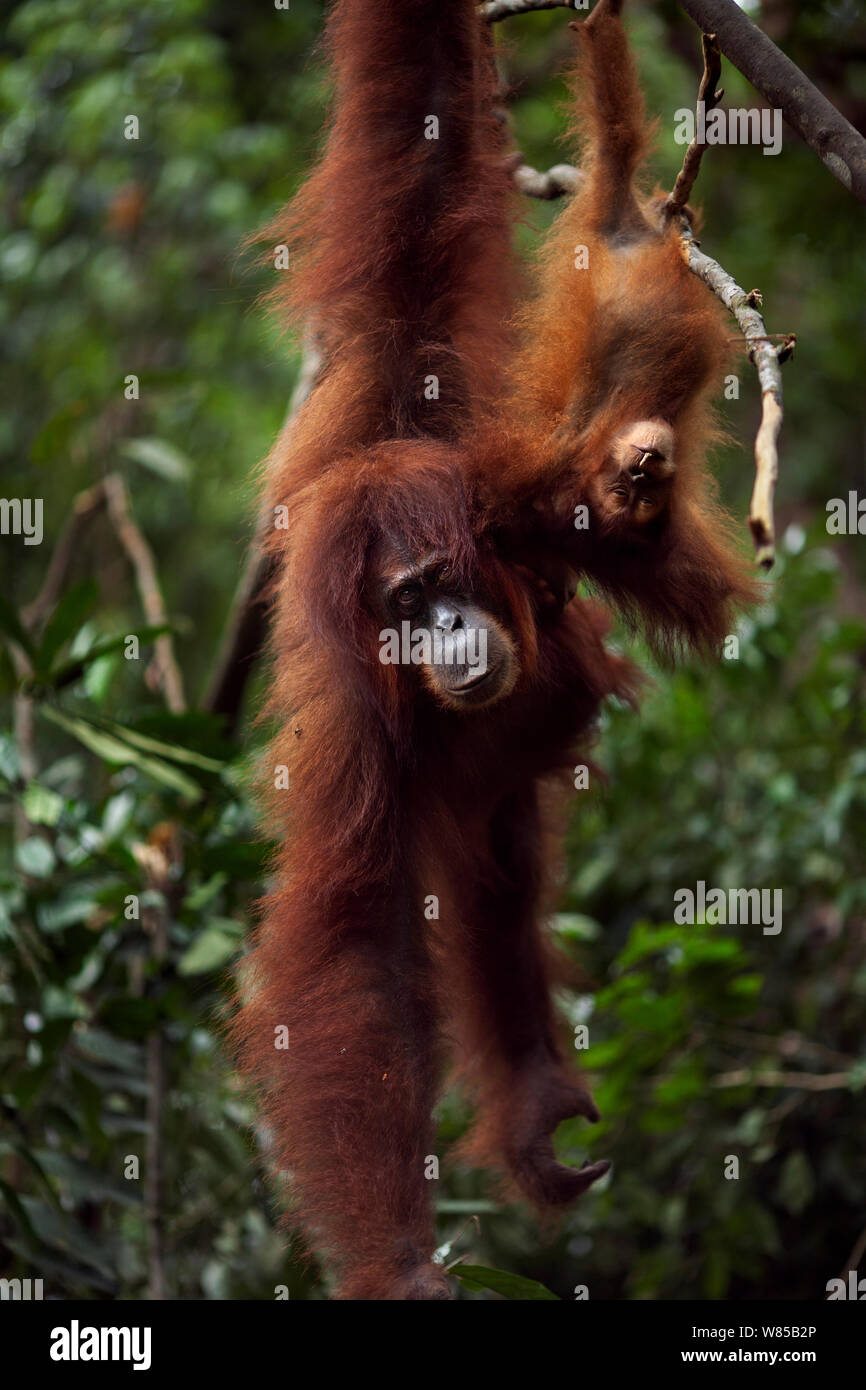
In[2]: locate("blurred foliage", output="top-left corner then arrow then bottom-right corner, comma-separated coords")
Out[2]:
1,0 -> 864,1299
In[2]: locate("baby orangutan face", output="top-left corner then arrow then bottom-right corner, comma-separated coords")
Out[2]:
589,418 -> 676,534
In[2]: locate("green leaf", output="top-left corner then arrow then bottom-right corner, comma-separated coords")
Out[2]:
102,720 -> 225,773
75,1029 -> 143,1075
42,624 -> 173,688
36,891 -> 97,933
15,836 -> 56,878
22,781 -> 65,826
0,592 -> 36,661
96,995 -> 160,1041
183,871 -> 228,911
41,706 -> 202,801
178,919 -> 243,975
34,1151 -> 142,1208
34,579 -> 98,675
0,1179 -> 39,1248
777,1151 -> 815,1216
0,1143 -> 62,1211
551,912 -> 601,942
451,1263 -> 560,1300
29,398 -> 89,465
846,1061 -> 866,1091
121,436 -> 192,482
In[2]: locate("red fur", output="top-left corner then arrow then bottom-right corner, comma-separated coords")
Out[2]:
231,0 -> 758,1300
487,0 -> 759,654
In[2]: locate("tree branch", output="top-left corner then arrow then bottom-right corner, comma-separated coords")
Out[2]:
102,475 -> 186,714
482,0 -> 576,21
677,221 -> 793,569
22,484 -> 108,630
676,0 -> 866,205
712,1068 -> 853,1090
488,0 -> 866,205
132,825 -> 184,1302
202,543 -> 276,730
658,22 -> 792,569
664,32 -> 724,218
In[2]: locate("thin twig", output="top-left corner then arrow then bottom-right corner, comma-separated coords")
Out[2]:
677,0 -> 866,206
720,1026 -> 855,1070
203,544 -> 276,729
132,826 -> 184,1302
712,1069 -> 851,1090
14,484 -> 110,840
664,33 -> 724,218
103,474 -> 186,713
22,483 -> 108,630
677,223 -> 793,569
659,25 -> 793,567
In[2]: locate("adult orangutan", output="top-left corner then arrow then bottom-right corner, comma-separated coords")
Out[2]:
232,0 -> 757,1300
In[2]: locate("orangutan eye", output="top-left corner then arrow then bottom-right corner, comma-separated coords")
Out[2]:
611,484 -> 629,500
393,583 -> 423,615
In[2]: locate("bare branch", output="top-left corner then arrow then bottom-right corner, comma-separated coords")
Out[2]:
676,222 -> 793,569
23,483 -> 108,630
677,0 -> 866,205
14,476 -> 188,828
202,544 -> 276,730
132,824 -> 183,1302
488,0 -> 866,203
664,32 -> 724,218
712,1068 -> 852,1091
482,0 -> 576,21
103,474 -> 187,713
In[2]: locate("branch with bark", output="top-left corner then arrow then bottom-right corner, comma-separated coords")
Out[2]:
678,224 -> 793,568
676,0 -> 866,205
482,0 -> 575,20
662,31 -> 794,568
102,475 -> 186,713
13,474 -> 186,839
663,32 -> 724,218
22,474 -> 185,710
712,1069 -> 853,1091
486,0 -> 866,204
